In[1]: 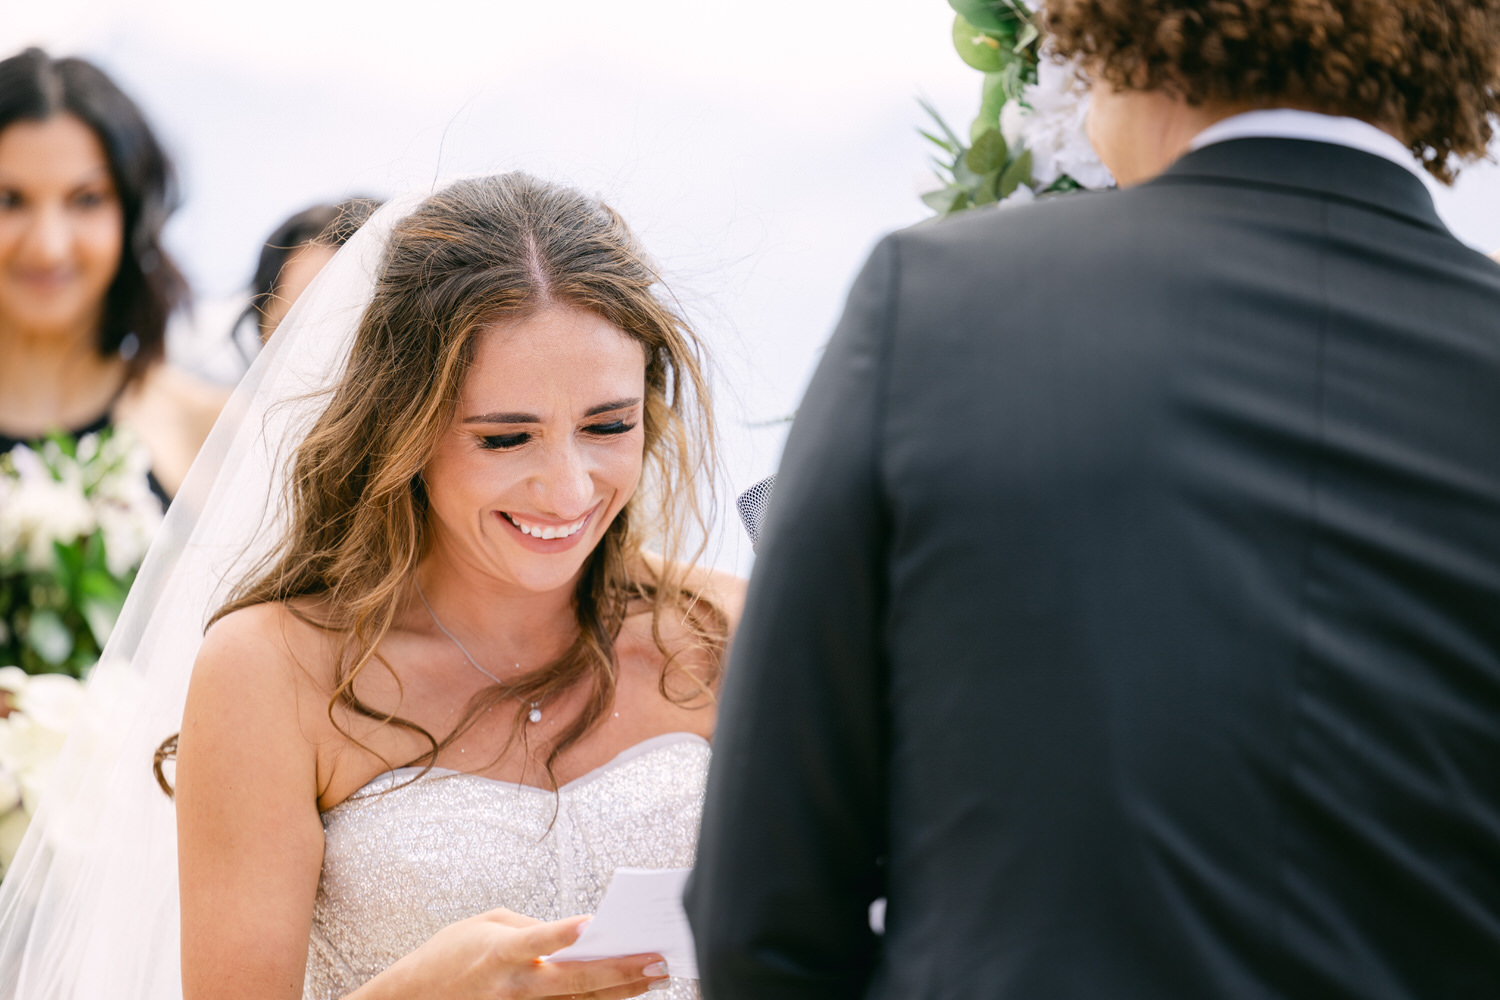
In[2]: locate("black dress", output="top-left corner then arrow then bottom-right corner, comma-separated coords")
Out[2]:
0,408 -> 170,505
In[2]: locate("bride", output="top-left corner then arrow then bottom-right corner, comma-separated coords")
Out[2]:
0,173 -> 741,999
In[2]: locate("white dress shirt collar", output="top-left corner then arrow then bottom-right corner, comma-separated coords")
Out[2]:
1188,109 -> 1425,181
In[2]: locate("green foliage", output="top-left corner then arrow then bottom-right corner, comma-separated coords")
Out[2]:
0,430 -> 154,678
922,1 -> 1042,218
0,531 -> 131,678
948,0 -> 1024,35
952,14 -> 1006,72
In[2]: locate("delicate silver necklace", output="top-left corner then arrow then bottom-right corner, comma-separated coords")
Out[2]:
415,581 -> 543,723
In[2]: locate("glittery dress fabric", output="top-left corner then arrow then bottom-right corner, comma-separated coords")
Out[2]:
303,732 -> 709,999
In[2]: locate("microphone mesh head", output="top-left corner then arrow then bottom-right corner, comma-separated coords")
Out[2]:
734,475 -> 776,552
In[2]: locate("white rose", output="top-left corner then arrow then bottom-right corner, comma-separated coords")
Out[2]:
2,447 -> 98,570
0,725 -> 70,815
0,799 -> 30,875
11,672 -> 86,735
0,762 -> 21,812
1000,184 -> 1037,207
0,665 -> 27,699
88,434 -> 161,576
17,481 -> 96,571
6,443 -> 49,485
0,672 -> 84,809
1017,58 -> 1115,190
74,432 -> 100,465
1000,99 -> 1028,152
96,499 -> 161,578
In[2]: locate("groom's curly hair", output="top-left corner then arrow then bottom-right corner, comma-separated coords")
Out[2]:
1044,0 -> 1500,183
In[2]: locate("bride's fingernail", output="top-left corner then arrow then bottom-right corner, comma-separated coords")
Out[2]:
649,979 -> 672,991
643,961 -> 668,977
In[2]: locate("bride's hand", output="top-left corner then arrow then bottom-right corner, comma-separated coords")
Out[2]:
360,908 -> 670,999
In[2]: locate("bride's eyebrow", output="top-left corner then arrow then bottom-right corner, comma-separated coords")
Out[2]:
582,397 -> 642,417
462,397 -> 641,425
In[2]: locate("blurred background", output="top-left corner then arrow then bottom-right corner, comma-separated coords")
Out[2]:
7,0 -> 1499,574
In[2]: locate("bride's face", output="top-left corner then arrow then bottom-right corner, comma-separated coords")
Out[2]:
422,304 -> 648,595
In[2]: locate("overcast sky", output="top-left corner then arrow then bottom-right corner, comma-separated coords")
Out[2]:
7,0 -> 1499,571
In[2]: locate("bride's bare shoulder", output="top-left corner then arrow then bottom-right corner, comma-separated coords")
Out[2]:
638,553 -> 748,631
194,599 -> 343,694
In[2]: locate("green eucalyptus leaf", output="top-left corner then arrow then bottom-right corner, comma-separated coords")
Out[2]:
1001,58 -> 1027,102
966,128 -> 1008,174
918,98 -> 965,150
971,175 -> 1001,206
78,568 -> 121,603
52,540 -> 83,587
921,187 -> 964,214
999,149 -> 1034,197
952,14 -> 1006,72
951,154 -> 984,191
979,70 -> 1010,127
81,595 -> 121,648
44,429 -> 77,461
1014,20 -> 1040,53
81,532 -> 109,573
919,129 -> 958,155
25,609 -> 73,665
947,0 -> 1021,35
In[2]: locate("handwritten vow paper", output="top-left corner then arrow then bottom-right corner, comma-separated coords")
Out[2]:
546,867 -> 699,979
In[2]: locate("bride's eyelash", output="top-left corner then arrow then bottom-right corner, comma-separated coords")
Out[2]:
585,420 -> 636,437
480,432 -> 529,450
478,421 -> 635,451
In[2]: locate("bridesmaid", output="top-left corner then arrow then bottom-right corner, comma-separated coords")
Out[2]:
0,47 -> 226,498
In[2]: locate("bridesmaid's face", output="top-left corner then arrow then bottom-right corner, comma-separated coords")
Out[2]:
0,114 -> 123,339
422,305 -> 648,596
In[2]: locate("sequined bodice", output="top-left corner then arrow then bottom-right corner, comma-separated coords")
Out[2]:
304,732 -> 709,999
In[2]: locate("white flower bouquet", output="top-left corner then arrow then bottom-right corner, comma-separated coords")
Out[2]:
922,0 -> 1113,215
0,666 -> 85,875
0,429 -> 162,677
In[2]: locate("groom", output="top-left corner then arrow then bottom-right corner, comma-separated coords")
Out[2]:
687,2 -> 1500,997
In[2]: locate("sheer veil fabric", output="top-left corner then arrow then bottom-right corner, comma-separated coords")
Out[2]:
0,192 -> 426,999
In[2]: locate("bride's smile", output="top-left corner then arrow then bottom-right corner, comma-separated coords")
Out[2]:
498,503 -> 596,541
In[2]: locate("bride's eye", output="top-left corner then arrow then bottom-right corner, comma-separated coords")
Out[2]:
480,432 -> 530,450
584,420 -> 637,437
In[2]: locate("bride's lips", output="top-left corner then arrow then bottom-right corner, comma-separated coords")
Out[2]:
495,502 -> 600,553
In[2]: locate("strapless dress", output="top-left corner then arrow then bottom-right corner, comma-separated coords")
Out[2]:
303,732 -> 709,999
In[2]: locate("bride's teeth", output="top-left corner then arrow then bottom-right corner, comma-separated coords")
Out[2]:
506,512 -> 586,539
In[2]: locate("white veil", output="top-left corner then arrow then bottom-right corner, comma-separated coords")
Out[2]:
0,190 -> 428,1000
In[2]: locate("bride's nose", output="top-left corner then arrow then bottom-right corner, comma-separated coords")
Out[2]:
528,441 -> 593,517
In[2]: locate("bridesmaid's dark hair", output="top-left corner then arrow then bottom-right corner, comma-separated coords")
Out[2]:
240,196 -> 383,346
0,47 -> 188,383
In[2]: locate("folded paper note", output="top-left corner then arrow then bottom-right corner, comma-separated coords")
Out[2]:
546,867 -> 698,979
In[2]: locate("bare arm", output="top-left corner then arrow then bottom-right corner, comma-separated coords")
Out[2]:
175,607 -> 327,998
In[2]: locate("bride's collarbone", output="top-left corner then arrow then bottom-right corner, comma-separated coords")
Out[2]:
313,679 -> 711,809
305,616 -> 716,807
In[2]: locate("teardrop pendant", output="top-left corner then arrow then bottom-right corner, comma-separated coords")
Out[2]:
528,703 -> 543,724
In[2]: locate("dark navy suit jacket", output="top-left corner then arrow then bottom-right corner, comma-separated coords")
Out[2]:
687,139 -> 1500,999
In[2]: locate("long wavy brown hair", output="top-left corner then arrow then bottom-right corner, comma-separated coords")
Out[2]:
157,173 -> 724,793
